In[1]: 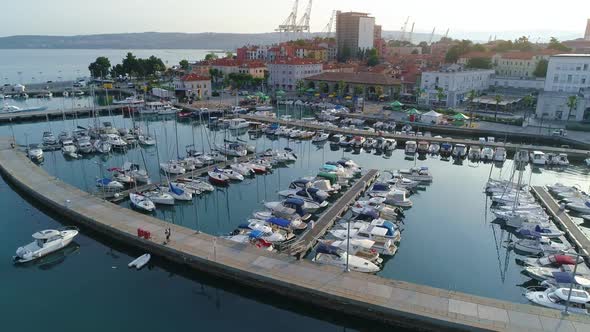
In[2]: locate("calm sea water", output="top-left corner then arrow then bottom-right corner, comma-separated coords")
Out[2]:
0,49 -> 219,84
1,112 -> 590,331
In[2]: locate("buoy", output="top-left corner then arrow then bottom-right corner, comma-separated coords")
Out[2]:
114,193 -> 120,198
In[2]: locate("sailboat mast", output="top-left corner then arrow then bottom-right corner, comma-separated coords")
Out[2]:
154,131 -> 163,184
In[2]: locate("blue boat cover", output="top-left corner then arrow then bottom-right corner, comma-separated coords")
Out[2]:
238,223 -> 251,229
586,201 -> 590,208
96,178 -> 112,185
285,198 -> 305,206
316,243 -> 340,256
379,220 -> 396,236
518,229 -> 541,239
441,143 -> 452,149
322,164 -> 338,171
372,183 -> 390,191
249,230 -> 264,239
553,271 -> 575,284
269,123 -> 279,129
267,217 -> 291,228
169,184 -> 185,196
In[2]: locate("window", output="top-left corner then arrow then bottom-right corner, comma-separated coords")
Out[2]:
585,64 -> 589,71
568,75 -> 572,83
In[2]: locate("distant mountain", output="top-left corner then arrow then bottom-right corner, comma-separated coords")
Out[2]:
0,31 -> 441,50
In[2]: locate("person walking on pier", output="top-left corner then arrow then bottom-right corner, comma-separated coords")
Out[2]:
164,228 -> 171,244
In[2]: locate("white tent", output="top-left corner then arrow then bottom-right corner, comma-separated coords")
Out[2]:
421,110 -> 443,124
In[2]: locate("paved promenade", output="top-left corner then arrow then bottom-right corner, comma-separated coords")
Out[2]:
1,137 -> 589,331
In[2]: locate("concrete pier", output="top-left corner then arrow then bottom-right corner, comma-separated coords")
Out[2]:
1,137 -> 589,331
241,115 -> 590,160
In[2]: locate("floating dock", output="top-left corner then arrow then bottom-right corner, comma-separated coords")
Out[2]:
287,169 -> 380,256
1,137 -> 589,331
241,115 -> 590,160
531,186 -> 590,259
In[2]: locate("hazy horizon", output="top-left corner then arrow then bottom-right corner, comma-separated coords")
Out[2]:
0,0 -> 588,42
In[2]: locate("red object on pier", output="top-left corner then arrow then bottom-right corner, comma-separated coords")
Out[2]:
137,228 -> 144,237
144,231 -> 151,240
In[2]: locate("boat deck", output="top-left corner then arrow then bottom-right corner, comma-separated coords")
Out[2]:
287,169 -> 380,256
241,115 -> 590,160
531,186 -> 590,259
1,137 -> 590,331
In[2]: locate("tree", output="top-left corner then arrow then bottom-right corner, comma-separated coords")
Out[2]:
353,85 -> 364,96
295,80 -> 305,96
466,57 -> 492,69
179,59 -> 190,71
375,86 -> 384,98
319,82 -> 329,93
435,87 -> 446,106
411,49 -> 420,55
418,41 -> 430,54
338,45 -> 351,62
205,53 -> 219,61
534,59 -> 548,77
367,48 -> 379,66
445,40 -> 473,63
467,90 -> 477,127
88,57 -> 111,78
566,95 -> 578,122
547,37 -> 571,52
494,94 -> 503,121
336,80 -> 346,98
522,94 -> 534,121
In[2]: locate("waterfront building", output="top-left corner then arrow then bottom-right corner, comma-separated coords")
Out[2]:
174,74 -> 211,99
304,72 -> 401,99
419,65 -> 494,108
335,11 -> 375,59
536,54 -> 590,121
492,51 -> 559,78
267,58 -> 323,91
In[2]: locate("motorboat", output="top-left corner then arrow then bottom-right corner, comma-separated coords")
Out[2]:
61,140 -> 80,159
321,239 -> 383,264
264,198 -> 315,218
160,161 -> 186,175
452,144 -> 467,159
546,153 -> 569,167
512,236 -> 570,255
541,272 -> 590,292
230,163 -> 254,176
428,142 -> 440,154
138,101 -> 164,115
208,169 -> 230,185
96,178 -> 124,191
27,144 -> 44,161
76,137 -> 94,154
228,118 -> 249,130
383,139 -> 397,151
480,146 -> 494,161
128,254 -> 151,270
352,136 -> 366,148
105,134 -> 127,150
397,167 -> 433,183
352,199 -> 399,220
166,183 -> 193,201
110,168 -> 133,184
1,104 -> 47,113
58,131 -> 73,144
94,139 -> 112,154
524,264 -> 585,282
521,254 -> 584,268
312,244 -> 380,273
493,147 -> 507,162
525,287 -> 589,314
567,201 -> 590,214
42,131 -> 57,146
216,143 -> 247,157
405,141 -> 417,155
130,193 -> 156,212
143,189 -> 175,205
440,142 -> 453,156
280,182 -> 329,201
220,168 -> 244,181
176,177 -> 214,193
113,96 -> 144,105
14,227 -> 79,263
138,135 -> 156,146
469,146 -> 481,160
416,141 -> 429,154
158,105 -> 180,115
530,151 -> 547,166
363,137 -> 376,149
368,183 -> 394,197
277,188 -> 329,206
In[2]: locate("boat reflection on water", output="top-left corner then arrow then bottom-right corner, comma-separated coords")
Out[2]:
15,242 -> 80,271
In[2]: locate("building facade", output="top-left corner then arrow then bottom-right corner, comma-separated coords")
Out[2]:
336,11 -> 375,59
536,54 -> 590,121
175,74 -> 212,99
267,59 -> 323,91
304,72 -> 401,99
419,65 -> 494,108
586,19 -> 590,41
492,51 -> 558,78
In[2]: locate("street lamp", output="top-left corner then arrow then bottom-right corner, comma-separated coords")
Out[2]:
563,253 -> 586,315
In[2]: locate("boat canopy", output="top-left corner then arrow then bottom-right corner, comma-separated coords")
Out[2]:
249,230 -> 264,239
441,143 -> 452,149
96,178 -> 113,186
285,198 -> 305,207
552,271 -> 576,284
372,220 -> 397,236
290,179 -> 310,189
518,229 -> 542,239
32,230 -> 60,240
316,243 -> 341,256
358,208 -> 379,219
317,172 -> 338,184
553,288 -> 590,304
372,183 -> 390,192
267,217 -> 290,228
169,184 -> 185,196
322,164 -> 339,172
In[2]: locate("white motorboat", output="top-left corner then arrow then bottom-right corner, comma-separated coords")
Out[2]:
208,169 -> 230,185
42,131 -> 57,146
493,147 -> 507,162
96,178 -> 124,191
383,139 -> 397,151
331,221 -> 401,245
567,201 -> 590,214
230,163 -> 254,176
76,138 -> 94,154
321,239 -> 383,264
14,227 -> 79,263
525,287 -> 589,314
130,193 -> 156,212
405,141 -> 417,155
27,144 -> 44,161
113,96 -> 144,105
143,189 -> 175,205
512,237 -> 569,255
585,158 -> 590,167
94,139 -> 112,154
468,146 -> 481,160
521,254 -> 584,268
228,118 -> 250,130
177,177 -> 214,192
312,132 -> 330,143
397,167 -> 433,183
158,105 -> 179,115
160,161 -> 186,175
312,244 -> 380,273
105,134 -> 127,150
128,253 -> 151,270
122,162 -> 150,183
480,146 -> 494,161
452,144 -> 467,158
111,169 -> 133,184
352,199 -> 399,220
251,212 -> 307,231
428,142 -> 440,154
381,190 -> 413,208
265,198 -> 322,214
530,151 -> 547,166
221,168 -> 244,181
61,140 -> 79,158
138,135 -> 156,146
524,265 -> 584,282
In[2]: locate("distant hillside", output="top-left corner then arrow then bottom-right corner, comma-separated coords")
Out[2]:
0,31 -> 441,50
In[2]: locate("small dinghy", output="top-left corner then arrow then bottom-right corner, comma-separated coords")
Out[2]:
128,253 -> 151,270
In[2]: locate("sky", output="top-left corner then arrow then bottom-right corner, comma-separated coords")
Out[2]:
1,0 -> 589,41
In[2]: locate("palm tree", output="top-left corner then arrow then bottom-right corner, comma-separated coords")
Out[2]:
336,80 -> 346,99
295,80 -> 305,96
467,90 -> 477,127
435,87 -> 446,107
566,95 -> 578,122
494,94 -> 503,121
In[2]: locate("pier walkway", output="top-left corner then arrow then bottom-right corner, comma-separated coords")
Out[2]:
287,169 -> 380,256
241,115 -> 590,160
531,186 -> 590,258
0,105 -> 131,123
1,137 -> 589,331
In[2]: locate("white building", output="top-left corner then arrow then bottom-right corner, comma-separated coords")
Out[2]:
419,65 -> 495,108
174,74 -> 212,99
268,59 -> 323,91
536,54 -> 590,121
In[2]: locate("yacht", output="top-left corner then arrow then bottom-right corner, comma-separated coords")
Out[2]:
113,96 -> 144,105
228,118 -> 249,130
428,142 -> 440,154
452,144 -> 467,159
546,153 -> 569,167
76,137 -> 94,154
139,101 -> 164,115
480,146 -> 494,161
93,139 -> 112,154
405,141 -> 417,155
157,105 -> 179,115
525,288 -> 589,314
26,144 -> 44,161
530,151 -> 547,166
42,131 -> 57,146
321,239 -> 383,264
105,134 -> 127,150
468,146 -> 481,160
397,167 -> 433,183
493,147 -> 507,162
312,244 -> 380,273
130,193 -> 156,212
61,140 -> 79,158
14,227 -> 79,263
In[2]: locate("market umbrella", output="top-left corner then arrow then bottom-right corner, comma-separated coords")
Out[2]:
452,113 -> 470,121
390,100 -> 404,108
405,108 -> 422,115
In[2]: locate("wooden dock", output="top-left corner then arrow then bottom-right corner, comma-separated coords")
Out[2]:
1,137 -> 589,331
531,186 -> 590,259
288,169 -> 380,256
241,115 -> 590,160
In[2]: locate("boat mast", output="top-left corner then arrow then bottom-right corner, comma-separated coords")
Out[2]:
154,131 -> 163,185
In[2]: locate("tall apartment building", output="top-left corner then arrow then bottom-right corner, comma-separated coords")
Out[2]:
335,11 -> 375,59
585,19 -> 590,41
536,54 -> 590,121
